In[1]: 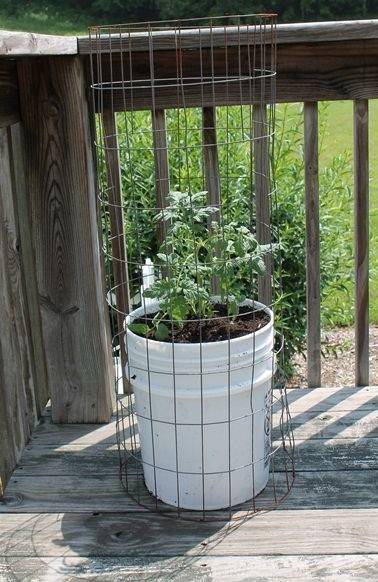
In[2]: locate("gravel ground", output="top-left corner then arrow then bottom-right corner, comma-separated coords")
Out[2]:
289,326 -> 378,387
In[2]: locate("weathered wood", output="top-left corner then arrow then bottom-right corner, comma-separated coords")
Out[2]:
17,56 -> 114,423
23,388 -> 378,447
304,102 -> 321,388
80,20 -> 378,54
284,386 -> 378,412
1,509 -> 378,556
1,468 -> 377,513
8,123 -> 49,415
1,555 -> 377,581
1,385 -> 377,574
253,104 -> 272,306
0,127 -> 37,493
354,99 -> 369,387
0,31 -> 77,56
102,109 -> 131,395
287,408 -> 378,440
0,59 -> 20,127
152,109 -> 170,244
203,106 -> 221,294
90,38 -> 378,111
13,436 -> 378,476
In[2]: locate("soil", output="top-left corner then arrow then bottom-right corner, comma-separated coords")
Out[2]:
133,303 -> 270,343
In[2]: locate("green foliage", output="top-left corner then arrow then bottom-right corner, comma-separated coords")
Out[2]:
101,104 -> 353,377
129,190 -> 271,340
272,104 -> 353,373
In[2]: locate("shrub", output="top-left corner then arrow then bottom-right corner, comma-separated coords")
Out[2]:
100,104 -> 353,377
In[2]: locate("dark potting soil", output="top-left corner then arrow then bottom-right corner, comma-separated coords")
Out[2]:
133,304 -> 270,343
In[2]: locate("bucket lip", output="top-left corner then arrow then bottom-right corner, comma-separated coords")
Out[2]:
126,298 -> 273,348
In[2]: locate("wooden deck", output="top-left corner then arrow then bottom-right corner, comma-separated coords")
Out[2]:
0,386 -> 377,581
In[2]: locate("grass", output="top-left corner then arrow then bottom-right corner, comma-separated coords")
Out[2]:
274,101 -> 378,326
0,8 -> 88,35
319,101 -> 378,324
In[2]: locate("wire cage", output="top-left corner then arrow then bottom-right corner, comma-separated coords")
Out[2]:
89,13 -> 295,522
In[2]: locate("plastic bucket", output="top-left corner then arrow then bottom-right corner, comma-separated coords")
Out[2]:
125,299 -> 274,510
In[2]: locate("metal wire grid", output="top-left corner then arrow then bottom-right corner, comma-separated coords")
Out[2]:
90,13 -> 295,522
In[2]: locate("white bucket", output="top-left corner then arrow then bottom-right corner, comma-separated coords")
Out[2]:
125,299 -> 274,510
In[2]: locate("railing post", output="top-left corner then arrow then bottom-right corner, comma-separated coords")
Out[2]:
354,99 -> 369,387
253,104 -> 272,307
17,56 -> 114,423
203,106 -> 221,295
102,109 -> 131,395
304,102 -> 321,388
152,108 -> 170,244
0,125 -> 38,492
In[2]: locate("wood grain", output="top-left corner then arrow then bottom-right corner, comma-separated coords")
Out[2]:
17,56 -> 114,423
1,555 -> 377,581
1,385 -> 377,574
89,38 -> 378,111
304,102 -> 321,388
102,109 -> 131,395
203,106 -> 221,294
12,436 -> 378,476
79,20 -> 378,54
0,59 -> 20,127
0,127 -> 37,492
354,99 -> 369,387
0,31 -> 77,56
1,509 -> 378,556
2,467 -> 377,513
284,386 -> 378,412
152,109 -> 170,244
254,104 -> 272,306
8,123 -> 49,415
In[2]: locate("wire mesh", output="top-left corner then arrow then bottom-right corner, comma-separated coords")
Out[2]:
90,13 -> 295,522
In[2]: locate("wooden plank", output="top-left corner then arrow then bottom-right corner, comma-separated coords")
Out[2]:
1,509 -> 378,556
151,109 -> 170,244
288,408 -> 378,440
354,99 -> 369,387
17,56 -> 114,423
8,123 -> 49,415
28,417 -> 119,446
89,39 -> 378,110
203,106 -> 221,295
12,436 -> 378,476
254,104 -> 272,306
304,102 -> 321,388
0,59 -> 20,127
102,109 -> 131,395
25,401 -> 378,447
0,127 -> 37,493
79,20 -> 378,54
284,386 -> 378,412
1,555 -> 377,581
1,468 -> 377,513
0,31 -> 77,56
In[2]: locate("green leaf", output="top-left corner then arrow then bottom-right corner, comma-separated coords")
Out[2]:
155,323 -> 170,341
128,323 -> 150,337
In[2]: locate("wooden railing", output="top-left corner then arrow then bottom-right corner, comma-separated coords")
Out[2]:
0,19 -> 375,491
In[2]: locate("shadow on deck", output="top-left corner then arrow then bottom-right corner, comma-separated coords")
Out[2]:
0,386 -> 378,580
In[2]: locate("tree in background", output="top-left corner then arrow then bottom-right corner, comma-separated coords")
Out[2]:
0,0 -> 377,23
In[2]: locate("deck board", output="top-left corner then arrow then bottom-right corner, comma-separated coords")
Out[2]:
1,555 -> 378,581
1,509 -> 378,556
0,386 -> 377,580
11,437 -> 378,475
2,469 -> 377,513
